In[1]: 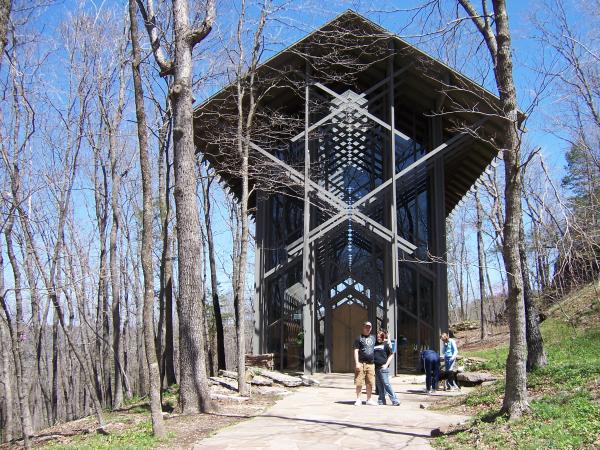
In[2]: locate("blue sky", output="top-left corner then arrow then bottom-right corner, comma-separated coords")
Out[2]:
9,0 -> 580,302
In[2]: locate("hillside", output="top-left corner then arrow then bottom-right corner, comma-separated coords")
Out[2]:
433,281 -> 600,449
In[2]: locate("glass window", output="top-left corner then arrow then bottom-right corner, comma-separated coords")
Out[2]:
398,266 -> 417,315
396,309 -> 420,370
419,276 -> 433,323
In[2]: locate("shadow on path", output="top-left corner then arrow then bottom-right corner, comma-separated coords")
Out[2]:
260,414 -> 431,439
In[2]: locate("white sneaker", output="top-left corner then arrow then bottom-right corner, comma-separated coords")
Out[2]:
366,399 -> 379,406
354,399 -> 362,406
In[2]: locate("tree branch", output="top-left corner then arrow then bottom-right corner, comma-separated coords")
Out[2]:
187,0 -> 216,47
458,0 -> 497,64
135,0 -> 174,76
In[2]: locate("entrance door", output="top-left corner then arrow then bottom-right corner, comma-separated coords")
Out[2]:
331,303 -> 368,372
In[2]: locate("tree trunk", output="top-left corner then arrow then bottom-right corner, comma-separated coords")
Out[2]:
476,190 -> 487,339
491,0 -> 529,419
0,0 -> 10,70
129,0 -> 165,437
169,0 -> 213,413
131,230 -> 147,396
4,215 -> 34,448
201,167 -> 226,371
234,71 -> 248,395
518,216 -> 547,371
0,246 -> 14,444
121,250 -> 133,399
109,148 -> 123,410
93,154 -> 110,407
159,115 -> 177,386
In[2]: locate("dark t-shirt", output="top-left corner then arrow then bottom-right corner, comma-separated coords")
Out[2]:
373,342 -> 393,367
353,334 -> 376,363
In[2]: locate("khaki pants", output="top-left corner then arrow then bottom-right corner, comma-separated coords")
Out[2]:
354,362 -> 375,388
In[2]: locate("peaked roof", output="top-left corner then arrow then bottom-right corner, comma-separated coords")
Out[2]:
194,10 -> 508,215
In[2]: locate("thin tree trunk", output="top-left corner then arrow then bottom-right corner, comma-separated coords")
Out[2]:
232,0 -> 268,393
458,0 -> 529,419
129,0 -> 165,436
109,154 -> 123,409
491,0 -> 529,419
163,241 -> 176,385
0,0 -> 10,70
518,216 -> 547,371
0,245 -> 14,444
201,166 -> 226,371
4,215 -> 34,448
121,250 -> 133,400
476,190 -> 487,339
93,154 -> 110,407
158,112 -> 177,386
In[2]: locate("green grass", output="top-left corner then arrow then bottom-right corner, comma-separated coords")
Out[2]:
43,420 -> 174,450
434,317 -> 600,449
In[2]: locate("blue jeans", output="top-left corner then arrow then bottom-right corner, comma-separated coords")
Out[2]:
375,367 -> 398,404
424,355 -> 440,391
444,357 -> 458,388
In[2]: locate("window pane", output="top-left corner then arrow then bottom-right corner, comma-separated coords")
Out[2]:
398,265 -> 417,315
396,309 -> 419,370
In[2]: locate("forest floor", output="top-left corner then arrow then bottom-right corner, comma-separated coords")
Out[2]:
7,282 -> 599,449
3,387 -> 279,449
431,281 -> 600,449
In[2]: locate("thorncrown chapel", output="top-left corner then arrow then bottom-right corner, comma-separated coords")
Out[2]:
194,11 -> 508,374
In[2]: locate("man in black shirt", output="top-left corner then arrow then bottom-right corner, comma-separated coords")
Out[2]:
353,321 -> 378,405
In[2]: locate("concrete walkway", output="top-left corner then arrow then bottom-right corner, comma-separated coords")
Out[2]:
193,373 -> 470,450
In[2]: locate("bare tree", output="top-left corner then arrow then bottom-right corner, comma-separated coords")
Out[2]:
455,0 -> 529,418
475,188 -> 487,339
136,0 -> 216,413
226,0 -> 270,396
129,0 -> 165,436
199,162 -> 226,371
532,0 -> 599,290
94,31 -> 129,410
155,100 -> 178,387
0,0 -> 10,69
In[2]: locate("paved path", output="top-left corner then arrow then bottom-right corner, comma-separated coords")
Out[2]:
193,373 -> 470,450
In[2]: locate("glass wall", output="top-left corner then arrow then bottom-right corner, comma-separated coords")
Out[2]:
396,265 -> 436,371
265,193 -> 303,271
265,263 -> 303,371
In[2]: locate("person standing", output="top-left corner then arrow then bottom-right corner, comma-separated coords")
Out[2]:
353,321 -> 378,406
420,349 -> 440,395
441,333 -> 460,390
374,330 -> 400,405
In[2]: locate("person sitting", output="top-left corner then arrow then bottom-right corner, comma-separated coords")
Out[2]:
419,348 -> 440,395
374,330 -> 400,406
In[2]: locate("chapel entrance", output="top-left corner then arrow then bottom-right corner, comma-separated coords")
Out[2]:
331,302 -> 368,372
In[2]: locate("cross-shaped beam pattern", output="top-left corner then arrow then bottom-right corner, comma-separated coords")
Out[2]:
250,83 -> 479,261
